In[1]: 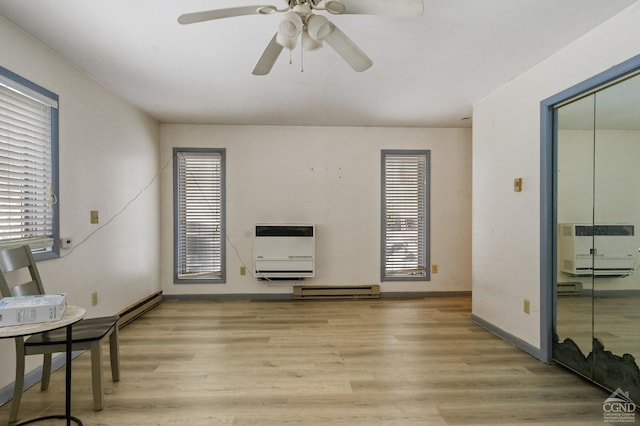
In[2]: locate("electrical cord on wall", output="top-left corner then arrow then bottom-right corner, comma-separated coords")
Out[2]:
60,155 -> 173,258
60,150 -> 263,282
225,231 -> 251,272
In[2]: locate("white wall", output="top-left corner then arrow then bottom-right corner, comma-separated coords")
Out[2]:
472,1 -> 640,350
160,125 -> 472,296
0,17 -> 161,389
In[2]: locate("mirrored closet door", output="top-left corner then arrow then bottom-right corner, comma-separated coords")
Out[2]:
554,71 -> 640,402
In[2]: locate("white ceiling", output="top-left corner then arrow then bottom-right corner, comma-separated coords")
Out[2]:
0,0 -> 636,128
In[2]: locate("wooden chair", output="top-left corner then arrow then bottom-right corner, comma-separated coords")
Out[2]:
0,245 -> 120,424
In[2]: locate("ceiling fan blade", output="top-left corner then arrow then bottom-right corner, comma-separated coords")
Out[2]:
252,33 -> 284,75
178,6 -> 276,25
327,0 -> 423,17
324,24 -> 372,72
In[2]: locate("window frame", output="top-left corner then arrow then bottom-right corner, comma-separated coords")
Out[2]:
0,66 -> 59,261
173,147 -> 226,284
381,149 -> 430,281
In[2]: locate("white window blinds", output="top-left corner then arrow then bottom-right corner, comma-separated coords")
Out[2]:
382,151 -> 429,280
0,77 -> 57,253
175,150 -> 225,282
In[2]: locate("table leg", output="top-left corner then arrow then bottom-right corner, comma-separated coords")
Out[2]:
64,323 -> 82,425
16,323 -> 82,425
65,323 -> 71,426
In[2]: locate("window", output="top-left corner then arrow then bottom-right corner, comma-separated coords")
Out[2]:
381,150 -> 430,281
0,66 -> 59,259
174,148 -> 225,283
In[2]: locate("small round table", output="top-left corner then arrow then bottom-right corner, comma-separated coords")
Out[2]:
0,305 -> 86,426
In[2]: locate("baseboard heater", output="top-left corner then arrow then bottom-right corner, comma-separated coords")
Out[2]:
557,282 -> 583,295
293,285 -> 380,300
116,291 -> 163,328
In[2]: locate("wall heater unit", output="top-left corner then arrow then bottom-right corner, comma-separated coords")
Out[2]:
254,224 -> 315,279
558,223 -> 637,276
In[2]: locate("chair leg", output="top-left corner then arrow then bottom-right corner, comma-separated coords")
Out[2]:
109,326 -> 120,382
90,341 -> 104,411
10,338 -> 26,424
40,353 -> 52,391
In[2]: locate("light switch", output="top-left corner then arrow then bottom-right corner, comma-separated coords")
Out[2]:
90,210 -> 99,224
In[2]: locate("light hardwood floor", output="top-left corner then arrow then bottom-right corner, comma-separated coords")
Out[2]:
1,297 -> 613,425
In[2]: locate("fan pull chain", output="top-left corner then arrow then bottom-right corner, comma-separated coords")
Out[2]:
300,41 -> 304,72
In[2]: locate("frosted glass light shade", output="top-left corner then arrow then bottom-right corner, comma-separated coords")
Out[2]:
307,15 -> 332,41
276,33 -> 298,50
279,12 -> 303,38
302,31 -> 322,51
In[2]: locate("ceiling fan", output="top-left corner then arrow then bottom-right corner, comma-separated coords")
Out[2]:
178,0 -> 424,75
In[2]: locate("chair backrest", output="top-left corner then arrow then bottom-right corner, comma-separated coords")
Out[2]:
0,245 -> 46,298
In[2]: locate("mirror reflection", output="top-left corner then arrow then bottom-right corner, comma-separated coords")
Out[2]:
554,72 -> 640,402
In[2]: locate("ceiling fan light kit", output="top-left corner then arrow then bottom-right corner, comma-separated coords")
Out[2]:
276,32 -> 298,50
302,31 -> 323,51
279,11 -> 303,38
307,15 -> 332,41
177,0 -> 423,75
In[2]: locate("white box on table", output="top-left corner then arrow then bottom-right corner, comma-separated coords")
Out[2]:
0,294 -> 67,327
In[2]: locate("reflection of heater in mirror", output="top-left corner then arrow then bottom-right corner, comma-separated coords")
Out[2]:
558,223 -> 637,276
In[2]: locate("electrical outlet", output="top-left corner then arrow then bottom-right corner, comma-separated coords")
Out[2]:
523,299 -> 530,314
91,292 -> 98,306
514,178 -> 523,192
431,264 -> 439,274
240,266 -> 247,276
60,237 -> 72,249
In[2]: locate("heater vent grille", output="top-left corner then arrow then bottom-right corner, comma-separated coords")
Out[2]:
293,285 -> 380,300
